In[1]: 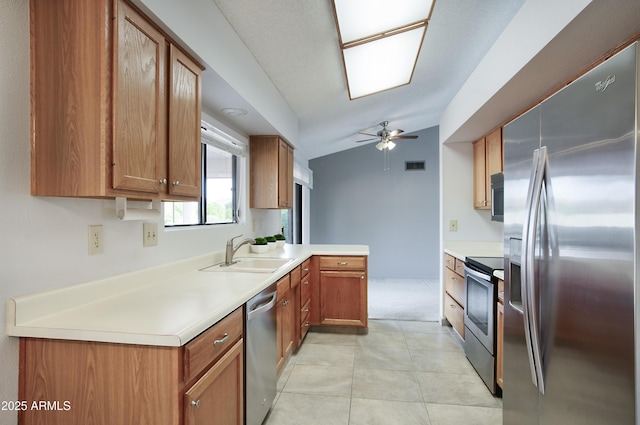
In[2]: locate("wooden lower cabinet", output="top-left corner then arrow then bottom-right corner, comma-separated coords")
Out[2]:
18,307 -> 243,425
309,256 -> 368,328
276,273 -> 296,373
444,292 -> 465,339
184,340 -> 243,425
444,253 -> 465,339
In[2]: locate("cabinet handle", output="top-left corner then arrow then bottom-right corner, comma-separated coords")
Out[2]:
304,323 -> 310,327
361,275 -> 365,280
213,333 -> 229,346
337,262 -> 349,265
159,178 -> 167,185
450,304 -> 457,309
173,181 -> 180,186
304,307 -> 309,313
303,281 -> 309,285
303,268 -> 309,272
191,400 -> 201,408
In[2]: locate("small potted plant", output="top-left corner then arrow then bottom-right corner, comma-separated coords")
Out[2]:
251,237 -> 269,254
265,235 -> 277,250
274,233 -> 286,248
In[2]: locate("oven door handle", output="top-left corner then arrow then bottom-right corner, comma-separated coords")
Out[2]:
463,265 -> 492,282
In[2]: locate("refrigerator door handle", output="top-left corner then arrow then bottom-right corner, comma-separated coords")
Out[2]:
522,146 -> 548,395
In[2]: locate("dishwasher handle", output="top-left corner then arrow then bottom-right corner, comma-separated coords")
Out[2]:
247,292 -> 277,321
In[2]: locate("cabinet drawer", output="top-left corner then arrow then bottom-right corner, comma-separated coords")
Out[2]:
300,273 -> 311,303
300,298 -> 311,323
454,258 -> 466,276
318,256 -> 366,271
445,267 -> 465,307
444,293 -> 465,339
184,307 -> 243,382
300,258 -> 311,275
444,254 -> 456,271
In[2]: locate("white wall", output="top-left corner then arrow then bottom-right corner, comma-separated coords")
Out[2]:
440,142 -> 503,243
0,2 -> 282,423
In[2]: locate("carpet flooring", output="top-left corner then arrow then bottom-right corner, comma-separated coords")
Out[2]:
367,278 -> 440,322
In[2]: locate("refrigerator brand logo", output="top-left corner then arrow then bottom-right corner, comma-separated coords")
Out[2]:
595,74 -> 616,92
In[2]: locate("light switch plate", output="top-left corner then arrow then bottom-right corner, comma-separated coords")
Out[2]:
143,222 -> 158,247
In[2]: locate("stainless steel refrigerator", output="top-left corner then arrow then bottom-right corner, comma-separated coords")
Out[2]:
503,42 -> 638,425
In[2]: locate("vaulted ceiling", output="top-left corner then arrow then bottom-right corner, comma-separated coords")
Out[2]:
205,0 -> 524,158
185,0 -> 640,160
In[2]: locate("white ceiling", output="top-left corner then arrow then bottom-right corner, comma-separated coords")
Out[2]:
203,0 -> 524,159
194,0 -> 640,160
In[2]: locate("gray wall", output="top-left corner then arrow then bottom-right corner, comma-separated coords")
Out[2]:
310,126 -> 440,279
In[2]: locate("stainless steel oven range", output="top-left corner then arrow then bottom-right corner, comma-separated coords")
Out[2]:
463,256 -> 503,394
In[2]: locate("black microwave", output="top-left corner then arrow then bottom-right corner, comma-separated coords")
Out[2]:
490,173 -> 504,222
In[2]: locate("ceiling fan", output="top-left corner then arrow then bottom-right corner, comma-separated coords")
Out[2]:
355,121 -> 418,151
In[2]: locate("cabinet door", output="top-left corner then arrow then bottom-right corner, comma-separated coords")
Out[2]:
168,45 -> 202,198
184,339 -> 243,425
472,138 -> 488,209
113,0 -> 166,193
286,144 -> 294,208
319,271 -> 367,327
485,127 -> 503,177
277,139 -> 289,208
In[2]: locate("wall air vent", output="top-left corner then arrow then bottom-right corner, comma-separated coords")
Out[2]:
405,161 -> 426,171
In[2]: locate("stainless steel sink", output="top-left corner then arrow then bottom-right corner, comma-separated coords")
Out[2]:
200,257 -> 294,273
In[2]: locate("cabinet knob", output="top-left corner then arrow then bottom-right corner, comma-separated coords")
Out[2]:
173,181 -> 180,186
213,333 -> 229,346
191,400 -> 201,408
304,281 -> 309,285
337,261 -> 349,265
159,178 -> 167,185
304,307 -> 309,313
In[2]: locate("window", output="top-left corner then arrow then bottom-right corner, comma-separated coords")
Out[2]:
165,130 -> 244,226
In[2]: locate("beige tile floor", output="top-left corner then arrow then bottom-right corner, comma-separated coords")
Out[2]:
264,320 -> 502,425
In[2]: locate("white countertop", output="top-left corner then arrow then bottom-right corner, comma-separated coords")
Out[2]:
443,240 -> 504,261
6,244 -> 368,347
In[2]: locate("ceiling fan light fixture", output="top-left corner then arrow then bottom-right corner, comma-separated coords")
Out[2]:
387,140 -> 396,150
375,141 -> 386,151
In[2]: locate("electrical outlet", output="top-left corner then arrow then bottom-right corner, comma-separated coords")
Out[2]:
143,222 -> 158,247
88,225 -> 104,255
449,219 -> 458,232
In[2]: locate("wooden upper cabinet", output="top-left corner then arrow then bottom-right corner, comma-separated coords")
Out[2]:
473,127 -> 503,210
168,45 -> 202,198
473,137 -> 488,209
113,1 -> 166,194
250,136 -> 294,209
30,0 -> 202,201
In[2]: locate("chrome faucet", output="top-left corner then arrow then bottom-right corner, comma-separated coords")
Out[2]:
224,234 -> 255,266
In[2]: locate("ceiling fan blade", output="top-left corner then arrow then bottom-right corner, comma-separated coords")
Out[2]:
392,135 -> 418,139
388,129 -> 404,137
358,132 -> 378,137
355,137 -> 379,143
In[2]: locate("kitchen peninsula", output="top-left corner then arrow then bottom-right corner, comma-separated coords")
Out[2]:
7,244 -> 368,425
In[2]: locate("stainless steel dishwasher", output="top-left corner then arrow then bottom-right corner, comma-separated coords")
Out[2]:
245,283 -> 277,425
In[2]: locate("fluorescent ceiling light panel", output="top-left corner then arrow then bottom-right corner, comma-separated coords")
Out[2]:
342,26 -> 425,99
333,0 -> 435,44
